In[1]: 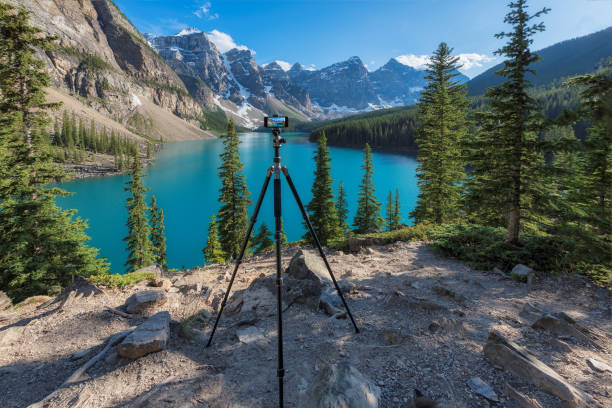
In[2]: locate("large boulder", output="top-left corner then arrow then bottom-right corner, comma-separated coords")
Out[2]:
0,291 -> 11,310
510,264 -> 534,282
303,361 -> 380,408
286,249 -> 330,285
134,264 -> 164,277
118,311 -> 170,359
124,290 -> 167,314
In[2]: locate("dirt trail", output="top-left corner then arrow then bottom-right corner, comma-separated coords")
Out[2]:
1,242 -> 610,407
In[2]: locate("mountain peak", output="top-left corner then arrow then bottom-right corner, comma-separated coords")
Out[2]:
175,28 -> 202,37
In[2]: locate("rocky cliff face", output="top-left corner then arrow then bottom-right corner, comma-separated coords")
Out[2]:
369,58 -> 427,106
9,0 -> 206,140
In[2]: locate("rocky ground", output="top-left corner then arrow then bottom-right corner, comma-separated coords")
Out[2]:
1,241 -> 610,408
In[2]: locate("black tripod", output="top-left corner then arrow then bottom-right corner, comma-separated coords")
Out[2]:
206,128 -> 360,407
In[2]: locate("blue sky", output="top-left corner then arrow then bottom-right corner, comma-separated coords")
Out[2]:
115,0 -> 612,78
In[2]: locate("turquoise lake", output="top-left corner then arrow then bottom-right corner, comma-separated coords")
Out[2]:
57,132 -> 418,273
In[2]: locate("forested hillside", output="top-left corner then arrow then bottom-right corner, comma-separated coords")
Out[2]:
467,26 -> 612,96
308,107 -> 418,149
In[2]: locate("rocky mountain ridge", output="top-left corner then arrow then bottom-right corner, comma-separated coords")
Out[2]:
10,0 -> 213,141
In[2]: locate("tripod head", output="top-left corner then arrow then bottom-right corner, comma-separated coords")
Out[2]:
272,128 -> 286,149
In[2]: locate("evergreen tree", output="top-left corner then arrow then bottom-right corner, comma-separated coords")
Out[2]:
0,3 -> 107,301
149,195 -> 167,270
203,215 -> 225,264
336,181 -> 349,233
385,190 -> 394,231
392,189 -> 401,230
216,119 -> 250,259
303,133 -> 340,245
251,223 -> 274,254
353,143 -> 383,233
464,0 -> 551,243
411,42 -> 469,224
123,151 -> 154,272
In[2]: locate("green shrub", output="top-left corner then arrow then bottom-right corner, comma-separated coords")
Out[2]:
329,224 -> 431,251
426,224 -> 611,286
88,271 -> 156,288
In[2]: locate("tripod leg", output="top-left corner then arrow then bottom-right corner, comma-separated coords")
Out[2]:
206,167 -> 273,348
273,167 -> 285,408
281,167 -> 360,334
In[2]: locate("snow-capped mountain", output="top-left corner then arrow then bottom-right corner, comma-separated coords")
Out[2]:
146,29 -> 464,127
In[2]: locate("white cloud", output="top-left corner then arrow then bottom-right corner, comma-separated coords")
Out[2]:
207,29 -> 250,53
395,53 -> 496,76
194,2 -> 218,20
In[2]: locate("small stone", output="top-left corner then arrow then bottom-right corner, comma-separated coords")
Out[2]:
236,325 -> 265,344
173,278 -> 187,287
511,264 -> 534,282
150,278 -> 172,291
587,358 -> 612,373
467,377 -> 499,402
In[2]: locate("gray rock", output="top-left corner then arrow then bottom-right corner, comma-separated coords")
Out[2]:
286,249 -> 330,285
511,264 -> 534,281
180,282 -> 202,294
303,361 -> 380,407
0,291 -> 11,310
236,325 -> 265,344
124,290 -> 167,314
433,285 -> 466,303
467,377 -> 499,402
173,278 -> 187,288
118,311 -> 170,359
150,278 -> 172,291
587,358 -> 612,373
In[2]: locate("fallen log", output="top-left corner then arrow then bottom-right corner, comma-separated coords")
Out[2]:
27,330 -> 132,408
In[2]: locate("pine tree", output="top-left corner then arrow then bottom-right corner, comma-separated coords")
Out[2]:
411,42 -> 469,224
385,190 -> 394,231
216,119 -> 250,259
123,151 -> 154,272
353,143 -> 383,233
203,215 -> 225,264
251,223 -> 274,254
149,195 -> 167,270
464,0 -> 551,243
0,4 -> 108,301
392,189 -> 401,230
336,181 -> 349,233
561,71 -> 612,259
303,133 -> 340,245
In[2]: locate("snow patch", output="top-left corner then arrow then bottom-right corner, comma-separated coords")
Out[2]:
221,53 -> 251,100
262,60 -> 292,71
131,94 -> 142,108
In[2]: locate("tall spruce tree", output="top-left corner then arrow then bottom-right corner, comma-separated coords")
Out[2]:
304,133 -> 340,245
385,190 -> 395,231
336,181 -> 349,233
464,0 -> 550,243
203,215 -> 225,264
0,3 -> 108,301
123,151 -> 154,271
150,195 -> 167,269
411,42 -> 469,224
216,119 -> 250,259
392,189 -> 401,230
563,71 -> 612,253
353,143 -> 382,233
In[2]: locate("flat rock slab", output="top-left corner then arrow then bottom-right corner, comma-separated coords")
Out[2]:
484,331 -> 596,408
286,249 -> 330,286
236,325 -> 265,344
118,311 -> 170,359
124,290 -> 167,314
303,361 -> 380,408
587,358 -> 612,374
467,377 -> 499,402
